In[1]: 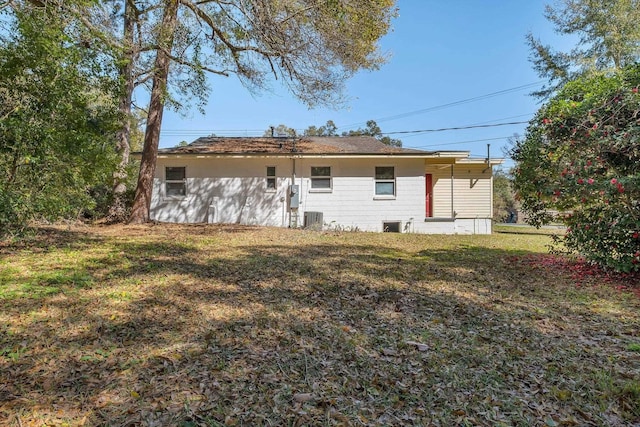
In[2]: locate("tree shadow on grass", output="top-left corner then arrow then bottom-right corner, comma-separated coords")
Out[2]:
1,227 -> 639,426
495,229 -> 561,237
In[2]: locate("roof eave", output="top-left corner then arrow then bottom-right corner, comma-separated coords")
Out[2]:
147,152 -> 471,160
456,158 -> 505,166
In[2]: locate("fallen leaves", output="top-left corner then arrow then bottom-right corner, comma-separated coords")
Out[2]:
292,392 -> 314,403
404,341 -> 429,352
510,253 -> 640,294
0,224 -> 639,426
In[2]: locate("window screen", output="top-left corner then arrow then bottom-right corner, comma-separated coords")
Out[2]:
166,166 -> 186,197
375,166 -> 395,196
311,166 -> 331,189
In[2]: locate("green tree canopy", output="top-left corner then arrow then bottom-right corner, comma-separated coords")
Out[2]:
264,124 -> 297,137
493,169 -> 517,223
1,1 -> 398,224
129,0 -> 398,223
527,0 -> 640,97
0,6 -> 120,234
304,120 -> 339,137
511,64 -> 640,271
341,120 -> 402,147
263,119 -> 403,147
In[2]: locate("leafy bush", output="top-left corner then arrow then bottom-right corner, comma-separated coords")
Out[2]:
493,169 -> 517,223
511,65 -> 640,272
0,8 -> 120,236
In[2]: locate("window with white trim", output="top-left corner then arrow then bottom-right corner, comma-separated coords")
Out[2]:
375,166 -> 395,196
266,166 -> 276,191
310,166 -> 331,190
165,166 -> 186,198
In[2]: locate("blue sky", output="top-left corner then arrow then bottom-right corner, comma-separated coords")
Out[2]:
160,1 -> 570,169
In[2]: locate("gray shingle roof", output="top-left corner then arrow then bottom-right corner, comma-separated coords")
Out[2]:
158,136 -> 432,155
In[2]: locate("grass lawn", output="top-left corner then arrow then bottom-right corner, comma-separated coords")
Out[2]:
1,224 -> 639,426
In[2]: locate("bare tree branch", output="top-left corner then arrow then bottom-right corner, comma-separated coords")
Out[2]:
71,9 -> 125,51
157,46 -> 230,76
178,0 -> 272,57
0,0 -> 16,10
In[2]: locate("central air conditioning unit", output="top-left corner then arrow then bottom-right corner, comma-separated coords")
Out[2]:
303,211 -> 323,229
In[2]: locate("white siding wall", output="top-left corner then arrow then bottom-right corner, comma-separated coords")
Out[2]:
295,158 -> 426,232
452,165 -> 492,218
429,165 -> 454,218
426,164 -> 493,219
150,156 -> 494,234
412,218 -> 492,234
151,157 -> 292,226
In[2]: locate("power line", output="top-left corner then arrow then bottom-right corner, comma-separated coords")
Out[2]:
337,81 -> 544,130
161,129 -> 264,136
161,115 -> 534,138
467,113 -> 534,125
383,120 -> 529,135
159,82 -> 542,138
159,112 -> 535,140
411,136 -> 513,149
398,113 -> 533,139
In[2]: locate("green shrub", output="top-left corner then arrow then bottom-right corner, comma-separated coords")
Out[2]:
511,65 -> 640,272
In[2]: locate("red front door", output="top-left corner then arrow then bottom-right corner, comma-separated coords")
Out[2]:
425,174 -> 433,217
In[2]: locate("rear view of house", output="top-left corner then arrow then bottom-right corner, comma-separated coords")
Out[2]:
149,136 -> 502,234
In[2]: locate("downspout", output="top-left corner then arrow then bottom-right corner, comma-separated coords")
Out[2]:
486,144 -> 493,232
489,165 -> 494,234
483,144 -> 491,173
450,164 -> 454,218
292,157 -> 297,182
289,155 -> 296,228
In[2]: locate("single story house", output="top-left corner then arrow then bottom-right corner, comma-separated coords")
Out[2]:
148,136 -> 503,234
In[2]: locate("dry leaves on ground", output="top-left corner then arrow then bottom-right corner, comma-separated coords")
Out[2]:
0,224 -> 639,426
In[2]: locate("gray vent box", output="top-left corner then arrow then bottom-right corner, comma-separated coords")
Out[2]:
304,211 -> 323,229
289,185 -> 299,208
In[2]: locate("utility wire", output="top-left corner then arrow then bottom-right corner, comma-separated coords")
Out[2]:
337,81 -> 544,130
411,136 -> 512,149
160,115 -> 534,138
161,129 -> 264,136
160,105 -> 537,137
467,113 -> 534,125
383,120 -> 529,135
159,82 -> 542,138
398,113 -> 533,139
159,113 -> 534,140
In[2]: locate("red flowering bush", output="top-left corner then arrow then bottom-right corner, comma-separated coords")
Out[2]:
511,65 -> 640,272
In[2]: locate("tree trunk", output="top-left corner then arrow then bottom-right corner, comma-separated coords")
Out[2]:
128,0 -> 178,224
107,0 -> 135,223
